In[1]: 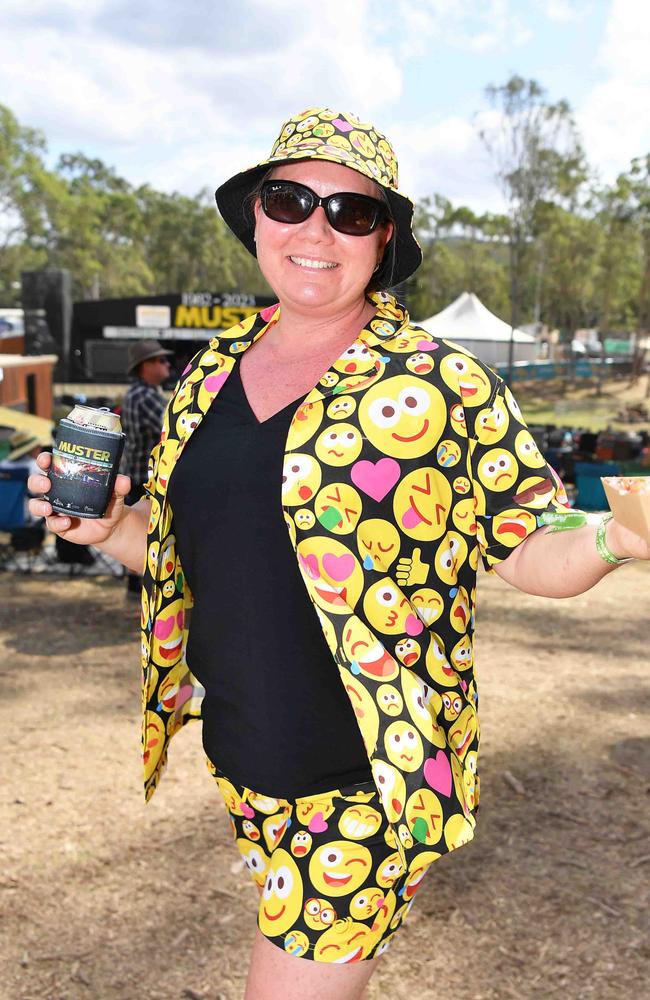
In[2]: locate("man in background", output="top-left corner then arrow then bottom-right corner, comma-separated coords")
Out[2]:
121,339 -> 174,595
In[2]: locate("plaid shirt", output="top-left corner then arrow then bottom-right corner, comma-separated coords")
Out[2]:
121,379 -> 166,487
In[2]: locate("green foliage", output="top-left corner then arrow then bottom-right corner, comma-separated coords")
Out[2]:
0,95 -> 649,344
0,103 -> 269,304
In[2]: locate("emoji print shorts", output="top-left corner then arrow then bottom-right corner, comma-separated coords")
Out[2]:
208,761 -> 433,962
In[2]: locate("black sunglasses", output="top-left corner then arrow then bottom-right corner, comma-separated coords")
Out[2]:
260,179 -> 389,236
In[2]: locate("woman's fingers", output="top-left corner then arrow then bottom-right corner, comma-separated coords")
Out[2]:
28,473 -> 52,494
36,451 -> 52,470
114,474 -> 131,497
45,513 -> 72,533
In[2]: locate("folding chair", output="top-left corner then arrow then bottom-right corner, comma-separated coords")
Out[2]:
0,465 -> 46,572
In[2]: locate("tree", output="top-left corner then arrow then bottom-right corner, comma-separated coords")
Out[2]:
477,76 -> 587,377
0,104 -> 58,302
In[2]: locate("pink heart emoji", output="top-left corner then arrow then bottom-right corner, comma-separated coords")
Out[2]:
405,614 -> 424,637
332,118 -> 354,132
260,303 -> 279,321
417,340 -> 439,352
351,458 -> 401,502
423,751 -> 452,797
308,811 -> 329,833
241,803 -> 255,819
204,371 -> 229,393
322,552 -> 355,582
299,553 -> 320,580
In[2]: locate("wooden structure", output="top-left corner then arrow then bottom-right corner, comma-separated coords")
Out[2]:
0,354 -> 58,419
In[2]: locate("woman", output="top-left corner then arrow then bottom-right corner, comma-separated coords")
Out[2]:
29,108 -> 650,1000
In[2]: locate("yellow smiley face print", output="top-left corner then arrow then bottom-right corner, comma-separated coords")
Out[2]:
290,830 -> 312,858
282,453 -> 322,505
434,532 -> 468,584
401,669 -> 446,747
371,759 -> 406,824
393,469 -> 453,542
449,705 -> 478,761
359,376 -> 446,459
349,886 -> 385,921
512,475 -> 556,508
405,788 -> 444,847
491,507 -> 537,547
405,352 -> 436,375
309,841 -> 372,897
451,497 -> 476,536
515,429 -> 546,468
338,804 -> 383,840
294,508 -> 316,530
410,587 -> 444,627
314,483 -> 362,535
258,849 -> 303,936
342,615 -> 399,681
384,721 -> 424,772
476,448 -> 519,492
315,423 -> 363,466
286,399 -> 324,450
283,929 -> 310,957
444,814 -> 475,851
442,689 -> 464,721
341,672 -> 380,754
436,438 -> 462,467
363,578 -> 425,638
151,598 -> 184,668
142,711 -> 165,782
303,897 -> 337,930
327,395 -> 356,420
333,342 -> 378,375
376,852 -> 405,889
450,635 -> 472,672
394,637 -> 421,666
348,128 -> 376,157
313,918 -> 375,962
475,394 -> 510,445
297,538 -> 364,613
449,402 -> 468,437
377,682 -> 404,715
449,586 -> 471,633
356,518 -> 401,572
237,840 -> 271,887
440,353 -> 492,407
402,851 -> 440,901
424,631 -> 458,687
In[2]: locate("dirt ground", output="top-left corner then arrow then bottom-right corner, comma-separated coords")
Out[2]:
1,563 -> 649,1000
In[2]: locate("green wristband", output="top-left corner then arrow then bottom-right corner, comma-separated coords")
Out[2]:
595,513 -> 633,566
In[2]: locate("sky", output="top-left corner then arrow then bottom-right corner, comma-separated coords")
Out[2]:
1,0 -> 649,213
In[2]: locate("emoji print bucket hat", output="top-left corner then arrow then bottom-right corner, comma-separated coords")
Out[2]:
215,107 -> 422,288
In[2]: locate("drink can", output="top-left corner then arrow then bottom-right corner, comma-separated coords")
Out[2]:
49,406 -> 125,518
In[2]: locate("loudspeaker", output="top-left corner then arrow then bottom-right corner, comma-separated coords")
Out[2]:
21,270 -> 72,380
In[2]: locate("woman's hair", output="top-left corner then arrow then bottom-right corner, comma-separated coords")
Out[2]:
246,168 -> 396,294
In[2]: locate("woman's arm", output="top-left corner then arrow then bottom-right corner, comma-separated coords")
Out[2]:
493,517 -> 649,598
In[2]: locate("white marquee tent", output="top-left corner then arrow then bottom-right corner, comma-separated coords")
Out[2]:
417,292 -> 538,365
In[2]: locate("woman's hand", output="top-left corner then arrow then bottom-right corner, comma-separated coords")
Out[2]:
27,451 -> 133,548
607,517 -> 650,562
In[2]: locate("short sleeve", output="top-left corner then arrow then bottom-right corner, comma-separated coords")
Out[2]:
468,380 -> 569,570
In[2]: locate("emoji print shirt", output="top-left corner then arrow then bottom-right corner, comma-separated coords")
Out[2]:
167,363 -> 372,797
140,291 -> 568,872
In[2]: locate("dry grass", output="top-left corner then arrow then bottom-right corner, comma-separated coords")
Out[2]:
1,564 -> 649,1000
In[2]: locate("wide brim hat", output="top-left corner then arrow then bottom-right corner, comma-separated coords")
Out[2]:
127,339 -> 174,375
215,108 -> 422,288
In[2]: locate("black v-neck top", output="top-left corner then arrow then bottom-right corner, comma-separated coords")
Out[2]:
167,364 -> 371,797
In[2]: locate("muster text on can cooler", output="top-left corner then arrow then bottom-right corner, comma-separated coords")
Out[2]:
49,406 -> 125,518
